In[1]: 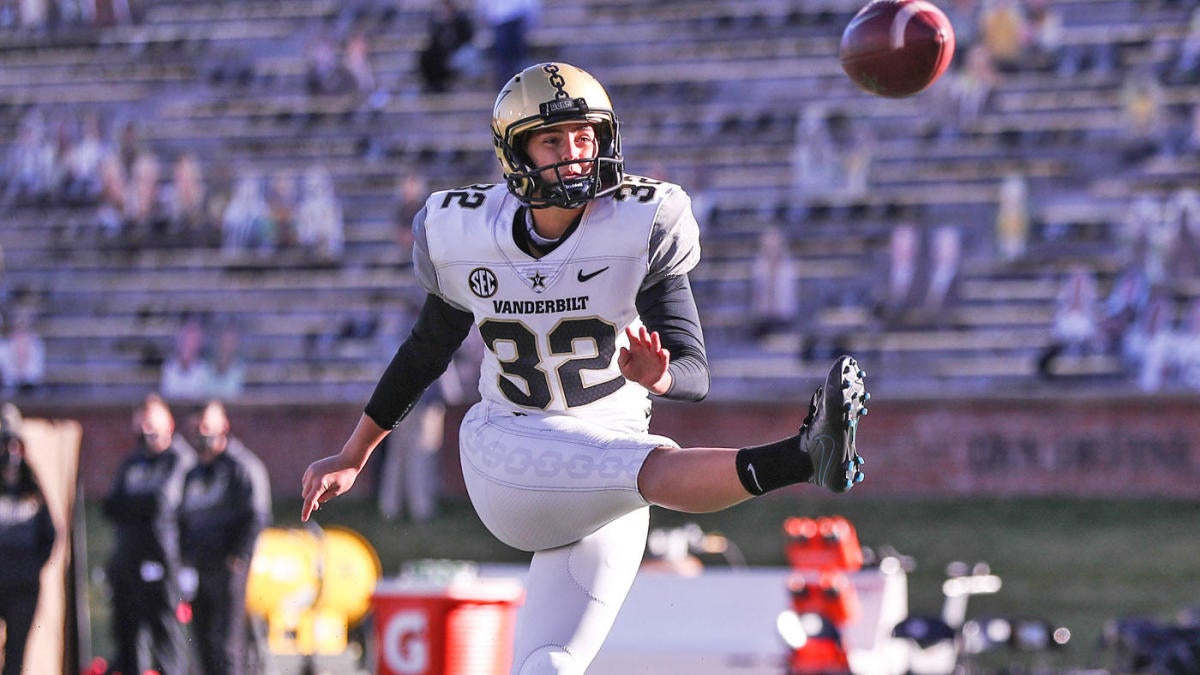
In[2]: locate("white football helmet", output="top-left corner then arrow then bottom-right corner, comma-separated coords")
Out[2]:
491,62 -> 624,209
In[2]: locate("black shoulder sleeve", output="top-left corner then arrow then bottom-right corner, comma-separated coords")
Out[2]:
635,273 -> 710,401
365,293 -> 475,428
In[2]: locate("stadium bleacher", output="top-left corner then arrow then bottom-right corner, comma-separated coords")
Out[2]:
1,0 -> 1197,403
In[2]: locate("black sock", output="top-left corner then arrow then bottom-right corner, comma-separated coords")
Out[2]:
735,435 -> 813,496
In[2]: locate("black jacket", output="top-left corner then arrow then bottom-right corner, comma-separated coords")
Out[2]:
179,438 -> 272,569
0,460 -> 55,588
103,438 -> 196,573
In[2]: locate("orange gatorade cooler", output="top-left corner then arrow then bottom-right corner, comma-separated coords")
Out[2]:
372,567 -> 525,675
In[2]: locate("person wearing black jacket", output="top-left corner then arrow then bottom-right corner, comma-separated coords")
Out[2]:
179,400 -> 271,675
102,394 -> 195,675
0,403 -> 55,675
418,0 -> 476,93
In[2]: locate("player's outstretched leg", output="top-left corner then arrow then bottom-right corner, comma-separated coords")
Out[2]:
734,355 -> 868,496
801,354 -> 868,492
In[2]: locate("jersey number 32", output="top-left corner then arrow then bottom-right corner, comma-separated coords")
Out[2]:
479,317 -> 624,409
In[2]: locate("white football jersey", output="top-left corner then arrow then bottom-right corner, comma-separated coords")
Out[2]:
412,175 -> 701,432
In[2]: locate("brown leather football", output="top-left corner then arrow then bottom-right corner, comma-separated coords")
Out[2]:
839,0 -> 956,98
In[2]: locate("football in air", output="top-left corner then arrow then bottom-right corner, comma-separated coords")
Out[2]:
839,0 -> 956,98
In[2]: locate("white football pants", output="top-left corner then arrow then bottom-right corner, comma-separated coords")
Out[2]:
459,401 -> 676,674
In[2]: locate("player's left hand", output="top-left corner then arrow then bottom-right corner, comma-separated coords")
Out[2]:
618,326 -> 672,394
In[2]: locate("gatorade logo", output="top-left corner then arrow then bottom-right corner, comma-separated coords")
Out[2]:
383,610 -> 429,674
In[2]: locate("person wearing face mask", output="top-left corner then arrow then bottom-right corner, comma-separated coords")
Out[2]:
102,393 -> 196,675
0,403 -> 55,675
177,400 -> 271,675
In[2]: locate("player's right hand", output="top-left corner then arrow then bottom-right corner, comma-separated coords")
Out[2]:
301,455 -> 361,522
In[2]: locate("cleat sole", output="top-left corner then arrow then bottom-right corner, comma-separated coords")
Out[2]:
804,355 -> 868,493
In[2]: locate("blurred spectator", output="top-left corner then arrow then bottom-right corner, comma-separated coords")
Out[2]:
1038,265 -> 1101,378
16,0 -> 47,31
919,224 -> 964,324
0,309 -> 45,396
1161,187 -> 1200,282
47,116 -> 72,197
3,110 -> 56,206
828,109 -> 873,199
222,171 -> 273,258
1119,67 -> 1165,165
1127,295 -> 1175,391
393,171 -> 429,267
1025,0 -> 1063,73
178,400 -> 271,675
790,105 -> 841,201
1053,265 -> 1101,350
343,32 -> 384,107
160,316 -> 213,402
203,159 -> 235,247
950,44 -> 1000,131
61,110 -> 109,206
1099,263 -> 1151,355
115,119 -> 145,177
265,170 -> 299,251
1162,6 -> 1200,85
305,33 -> 354,96
926,48 -> 974,143
1170,300 -> 1200,390
1162,101 -> 1199,158
1118,194 -> 1162,273
995,172 -> 1030,262
103,394 -> 195,675
127,149 -> 166,243
479,0 -> 540,88
787,107 -> 873,202
419,0 -> 477,93
749,225 -> 797,341
874,223 -> 926,328
96,152 -> 129,238
978,0 -> 1028,72
207,325 -> 246,401
1140,197 -> 1176,288
295,165 -> 345,263
0,402 -> 55,675
163,153 -> 209,246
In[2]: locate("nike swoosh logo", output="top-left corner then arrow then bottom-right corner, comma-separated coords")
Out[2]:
577,266 -> 609,282
746,463 -> 764,492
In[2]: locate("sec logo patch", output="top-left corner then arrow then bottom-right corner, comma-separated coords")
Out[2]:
469,267 -> 498,298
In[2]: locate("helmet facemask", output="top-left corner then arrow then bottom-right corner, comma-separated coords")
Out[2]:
492,64 -> 625,209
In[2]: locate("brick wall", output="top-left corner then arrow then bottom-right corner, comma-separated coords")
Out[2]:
25,394 -> 1200,501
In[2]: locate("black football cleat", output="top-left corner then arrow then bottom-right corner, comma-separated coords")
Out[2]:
801,355 -> 868,492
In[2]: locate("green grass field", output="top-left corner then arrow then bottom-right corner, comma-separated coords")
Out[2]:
82,495 -> 1200,670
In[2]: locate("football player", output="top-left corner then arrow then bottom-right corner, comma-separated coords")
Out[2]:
301,62 -> 869,674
